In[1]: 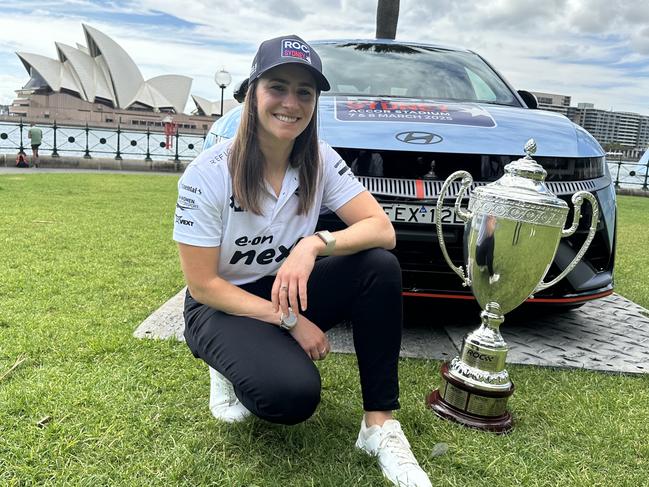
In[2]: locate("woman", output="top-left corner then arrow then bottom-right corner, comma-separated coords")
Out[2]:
173,35 -> 431,487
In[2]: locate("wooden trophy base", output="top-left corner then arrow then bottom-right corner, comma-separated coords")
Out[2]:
426,362 -> 514,434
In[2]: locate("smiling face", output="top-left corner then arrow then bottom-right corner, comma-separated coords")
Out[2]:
255,64 -> 317,145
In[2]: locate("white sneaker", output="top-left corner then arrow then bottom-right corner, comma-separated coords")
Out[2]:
355,418 -> 432,487
489,273 -> 500,284
209,366 -> 252,423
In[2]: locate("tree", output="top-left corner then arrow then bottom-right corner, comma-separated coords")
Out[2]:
376,0 -> 400,39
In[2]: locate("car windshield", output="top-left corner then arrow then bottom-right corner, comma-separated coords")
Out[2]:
315,42 -> 519,106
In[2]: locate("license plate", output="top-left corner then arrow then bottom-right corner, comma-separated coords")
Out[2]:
382,203 -> 464,225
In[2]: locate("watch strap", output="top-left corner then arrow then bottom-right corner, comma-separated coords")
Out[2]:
315,230 -> 336,256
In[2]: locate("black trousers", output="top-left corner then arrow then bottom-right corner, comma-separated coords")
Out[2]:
183,248 -> 403,425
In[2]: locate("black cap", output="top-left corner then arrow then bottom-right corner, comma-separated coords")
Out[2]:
233,78 -> 248,103
249,35 -> 330,92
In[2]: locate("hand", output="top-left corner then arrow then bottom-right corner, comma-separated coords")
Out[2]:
290,315 -> 330,361
271,236 -> 321,317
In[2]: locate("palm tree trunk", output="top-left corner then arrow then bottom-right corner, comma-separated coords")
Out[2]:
376,0 -> 400,39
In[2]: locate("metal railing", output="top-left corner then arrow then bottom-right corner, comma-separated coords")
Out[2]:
606,154 -> 649,191
0,118 -> 206,162
2,118 -> 648,191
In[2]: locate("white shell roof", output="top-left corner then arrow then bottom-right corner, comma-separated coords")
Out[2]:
17,52 -> 64,91
191,95 -> 239,116
191,95 -> 218,116
56,42 -> 109,103
82,24 -> 144,108
148,75 -> 192,114
16,24 -> 193,113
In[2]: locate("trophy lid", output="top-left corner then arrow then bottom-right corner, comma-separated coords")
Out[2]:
504,139 -> 547,181
470,139 -> 569,225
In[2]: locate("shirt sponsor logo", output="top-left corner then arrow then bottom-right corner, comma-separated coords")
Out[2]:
208,147 -> 231,164
177,195 -> 199,210
180,183 -> 202,195
175,213 -> 194,227
334,158 -> 356,179
282,39 -> 311,64
229,196 -> 245,212
229,233 -> 297,266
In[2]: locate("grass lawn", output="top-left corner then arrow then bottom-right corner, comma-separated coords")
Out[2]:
1,174 -> 648,486
614,195 -> 649,310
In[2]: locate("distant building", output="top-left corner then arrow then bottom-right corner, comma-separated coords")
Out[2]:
531,92 -> 571,116
9,24 -> 228,132
531,92 -> 648,156
568,107 -> 649,152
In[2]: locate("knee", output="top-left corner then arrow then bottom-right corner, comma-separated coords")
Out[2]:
360,248 -> 401,283
255,372 -> 321,425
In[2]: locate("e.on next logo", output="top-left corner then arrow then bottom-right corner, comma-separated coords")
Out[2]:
282,39 -> 311,63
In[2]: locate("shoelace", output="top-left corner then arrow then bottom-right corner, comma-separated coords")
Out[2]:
378,428 -> 419,467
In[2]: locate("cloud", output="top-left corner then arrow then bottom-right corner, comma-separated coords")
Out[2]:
261,0 -> 307,20
0,0 -> 647,116
0,71 -> 27,105
631,27 -> 649,55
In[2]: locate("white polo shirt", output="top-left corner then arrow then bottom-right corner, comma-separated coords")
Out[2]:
173,139 -> 365,285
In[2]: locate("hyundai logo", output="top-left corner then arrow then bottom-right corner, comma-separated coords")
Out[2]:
395,131 -> 443,145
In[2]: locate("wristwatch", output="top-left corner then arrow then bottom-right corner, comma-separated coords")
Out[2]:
279,307 -> 298,331
315,230 -> 336,256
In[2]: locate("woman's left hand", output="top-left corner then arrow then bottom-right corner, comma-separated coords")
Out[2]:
271,236 -> 322,316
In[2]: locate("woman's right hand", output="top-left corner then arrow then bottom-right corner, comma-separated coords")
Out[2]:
290,314 -> 330,361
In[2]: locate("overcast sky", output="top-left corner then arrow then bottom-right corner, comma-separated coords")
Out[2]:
1,0 -> 648,115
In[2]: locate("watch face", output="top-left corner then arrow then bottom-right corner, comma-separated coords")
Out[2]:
286,311 -> 297,326
281,308 -> 297,329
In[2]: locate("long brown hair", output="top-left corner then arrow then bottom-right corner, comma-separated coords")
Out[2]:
228,79 -> 320,215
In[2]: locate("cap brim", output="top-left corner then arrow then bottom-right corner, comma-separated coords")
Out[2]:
254,60 -> 330,92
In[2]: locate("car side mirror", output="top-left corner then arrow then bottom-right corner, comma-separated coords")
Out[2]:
517,90 -> 538,109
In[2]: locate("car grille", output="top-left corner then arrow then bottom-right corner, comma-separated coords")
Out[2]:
334,148 -> 606,185
357,176 -> 598,198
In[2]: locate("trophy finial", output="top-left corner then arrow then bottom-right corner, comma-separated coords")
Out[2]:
524,139 -> 537,158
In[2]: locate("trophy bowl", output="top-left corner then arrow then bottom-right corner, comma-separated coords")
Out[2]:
426,139 -> 599,433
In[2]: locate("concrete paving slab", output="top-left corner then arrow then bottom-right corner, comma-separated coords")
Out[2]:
134,288 -> 649,375
134,289 -> 185,342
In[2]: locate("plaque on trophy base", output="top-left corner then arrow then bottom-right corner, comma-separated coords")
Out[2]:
427,363 -> 514,433
427,140 -> 599,433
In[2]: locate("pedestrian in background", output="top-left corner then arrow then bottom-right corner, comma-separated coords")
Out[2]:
27,123 -> 43,167
16,150 -> 29,168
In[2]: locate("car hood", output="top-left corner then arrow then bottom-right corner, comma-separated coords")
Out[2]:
318,96 -> 603,158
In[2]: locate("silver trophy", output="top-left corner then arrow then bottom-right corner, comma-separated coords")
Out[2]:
426,139 -> 599,433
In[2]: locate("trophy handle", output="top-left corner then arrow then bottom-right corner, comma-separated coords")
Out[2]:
436,170 -> 473,287
535,191 -> 599,292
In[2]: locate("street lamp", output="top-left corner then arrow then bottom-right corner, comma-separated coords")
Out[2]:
214,68 -> 232,117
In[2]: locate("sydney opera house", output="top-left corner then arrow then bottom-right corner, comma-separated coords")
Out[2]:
9,24 -> 230,132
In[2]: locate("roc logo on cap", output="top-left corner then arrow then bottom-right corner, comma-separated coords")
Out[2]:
281,39 -> 311,64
